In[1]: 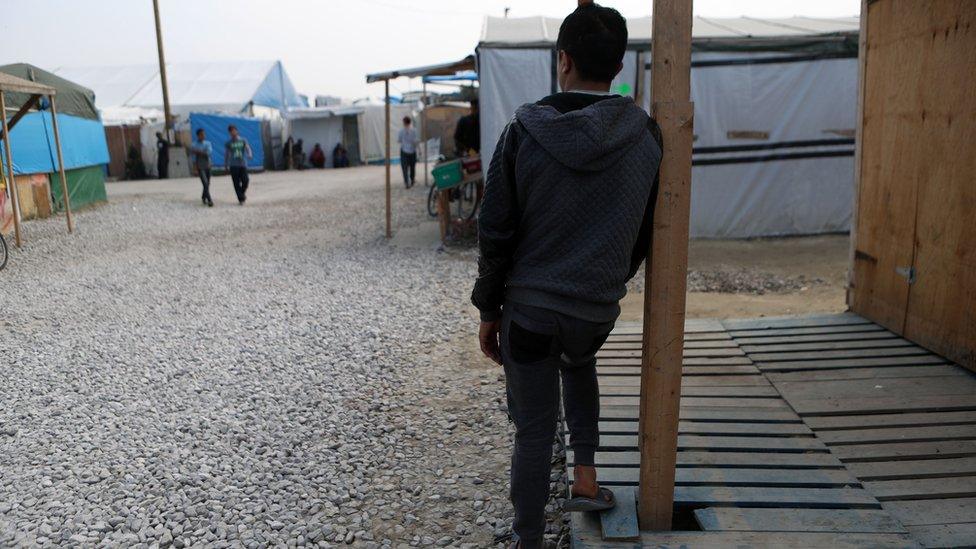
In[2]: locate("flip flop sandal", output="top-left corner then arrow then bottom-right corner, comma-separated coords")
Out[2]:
563,486 -> 616,512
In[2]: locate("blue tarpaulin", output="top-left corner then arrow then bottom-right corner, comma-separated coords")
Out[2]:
1,112 -> 109,175
189,113 -> 263,169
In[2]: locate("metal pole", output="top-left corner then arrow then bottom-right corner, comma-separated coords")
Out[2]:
152,0 -> 174,142
0,92 -> 23,248
422,81 -> 429,187
48,95 -> 74,233
384,79 -> 391,238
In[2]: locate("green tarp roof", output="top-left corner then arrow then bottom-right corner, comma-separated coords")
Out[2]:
0,63 -> 99,120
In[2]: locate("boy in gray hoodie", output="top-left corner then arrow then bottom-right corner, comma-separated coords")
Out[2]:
471,4 -> 662,547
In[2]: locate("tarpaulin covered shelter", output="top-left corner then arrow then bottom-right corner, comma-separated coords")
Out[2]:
1,64 -> 110,246
189,113 -> 264,170
54,60 -> 306,123
478,16 -> 860,238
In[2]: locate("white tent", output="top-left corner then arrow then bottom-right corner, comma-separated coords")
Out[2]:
54,60 -> 306,124
478,16 -> 860,238
285,106 -> 364,168
355,101 -> 418,164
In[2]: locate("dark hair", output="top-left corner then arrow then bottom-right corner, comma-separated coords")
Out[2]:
196,128 -> 205,135
227,124 -> 237,132
470,98 -> 479,108
402,116 -> 411,125
556,3 -> 627,83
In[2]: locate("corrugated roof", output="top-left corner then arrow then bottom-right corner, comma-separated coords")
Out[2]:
480,15 -> 859,46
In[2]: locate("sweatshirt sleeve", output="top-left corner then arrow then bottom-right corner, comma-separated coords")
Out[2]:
627,119 -> 664,281
471,121 -> 521,321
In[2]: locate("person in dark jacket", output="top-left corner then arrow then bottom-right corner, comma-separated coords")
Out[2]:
155,131 -> 170,179
453,98 -> 480,156
470,4 -> 662,547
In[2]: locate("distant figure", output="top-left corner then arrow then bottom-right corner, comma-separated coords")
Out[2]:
155,131 -> 170,179
190,128 -> 214,207
333,143 -> 350,168
397,116 -> 419,188
454,98 -> 480,156
283,137 -> 295,169
309,143 -> 326,168
224,124 -> 253,205
293,139 -> 306,169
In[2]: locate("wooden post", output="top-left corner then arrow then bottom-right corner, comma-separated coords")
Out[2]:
0,91 -> 23,248
638,0 -> 694,531
152,0 -> 174,141
48,95 -> 74,233
384,79 -> 392,238
422,80 -> 429,187
847,0 -> 869,306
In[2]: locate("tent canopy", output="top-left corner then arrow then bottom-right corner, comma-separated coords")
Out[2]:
53,60 -> 305,122
366,55 -> 476,83
480,15 -> 859,51
0,63 -> 98,120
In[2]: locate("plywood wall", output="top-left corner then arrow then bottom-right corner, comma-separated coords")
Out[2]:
850,0 -> 976,371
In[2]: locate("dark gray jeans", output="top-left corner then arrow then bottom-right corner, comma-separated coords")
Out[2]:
501,301 -> 613,548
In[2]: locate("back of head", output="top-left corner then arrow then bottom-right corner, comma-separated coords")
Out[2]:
556,3 -> 628,82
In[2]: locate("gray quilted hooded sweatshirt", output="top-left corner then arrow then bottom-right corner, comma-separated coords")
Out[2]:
471,92 -> 662,322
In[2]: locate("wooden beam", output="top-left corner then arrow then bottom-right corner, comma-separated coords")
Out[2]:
638,0 -> 694,531
0,94 -> 41,142
847,0 -> 869,307
384,79 -> 392,238
422,81 -> 429,187
48,95 -> 74,233
0,91 -> 24,248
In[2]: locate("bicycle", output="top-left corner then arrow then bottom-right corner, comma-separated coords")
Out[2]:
0,232 -> 7,271
427,179 -> 480,221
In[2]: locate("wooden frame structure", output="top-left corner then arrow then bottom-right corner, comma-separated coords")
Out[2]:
365,56 -> 475,238
0,72 -> 74,248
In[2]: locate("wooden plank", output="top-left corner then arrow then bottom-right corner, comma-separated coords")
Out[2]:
598,365 -> 759,376
593,420 -> 813,436
785,395 -> 976,416
757,355 -> 950,373
571,512 -> 919,549
579,451 -> 844,469
864,476 -> 976,501
721,313 -> 871,331
819,425 -> 976,446
599,347 -> 744,358
599,486 -> 638,541
847,458 -> 976,481
600,405 -> 800,423
805,411 -> 976,431
672,486 -> 880,508
906,523 -> 976,549
611,319 -> 724,334
603,339 -> 737,350
774,376 -> 976,401
598,355 -> 754,366
598,375 -> 770,387
768,365 -> 966,383
741,338 -> 914,354
831,440 -> 976,462
593,434 -> 827,452
735,330 -> 898,345
749,346 -> 934,363
604,396 -> 790,408
694,507 -> 907,533
599,384 -> 779,398
883,497 -> 976,526
729,324 -> 887,338
571,467 -> 858,488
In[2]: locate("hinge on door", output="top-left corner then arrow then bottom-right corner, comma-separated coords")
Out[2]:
895,266 -> 917,284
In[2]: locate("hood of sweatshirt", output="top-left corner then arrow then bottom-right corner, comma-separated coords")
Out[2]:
515,95 -> 650,172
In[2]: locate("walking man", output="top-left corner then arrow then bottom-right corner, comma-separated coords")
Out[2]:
155,131 -> 170,179
471,4 -> 662,547
397,116 -> 419,188
224,124 -> 253,205
190,128 -> 214,207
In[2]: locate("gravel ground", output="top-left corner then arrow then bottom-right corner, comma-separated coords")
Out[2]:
0,168 -> 562,548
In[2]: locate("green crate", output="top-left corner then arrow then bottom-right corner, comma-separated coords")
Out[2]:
432,160 -> 463,190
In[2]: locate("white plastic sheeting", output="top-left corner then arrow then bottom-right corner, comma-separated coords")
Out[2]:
359,104 -> 417,163
288,117 -> 344,168
476,49 -> 857,237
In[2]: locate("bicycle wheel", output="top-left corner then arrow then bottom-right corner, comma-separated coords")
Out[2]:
455,181 -> 480,221
0,233 -> 7,271
427,185 -> 439,218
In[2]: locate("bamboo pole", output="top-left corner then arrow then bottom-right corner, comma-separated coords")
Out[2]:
152,0 -> 174,142
422,81 -> 429,187
384,79 -> 392,238
638,0 -> 694,531
0,91 -> 23,248
48,95 -> 74,233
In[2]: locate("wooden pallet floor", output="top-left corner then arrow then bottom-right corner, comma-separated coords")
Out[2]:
569,313 -> 976,548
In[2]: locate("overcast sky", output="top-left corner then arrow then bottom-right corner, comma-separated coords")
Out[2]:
1,0 -> 859,101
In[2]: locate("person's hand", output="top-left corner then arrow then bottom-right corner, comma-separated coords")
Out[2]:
479,320 -> 502,365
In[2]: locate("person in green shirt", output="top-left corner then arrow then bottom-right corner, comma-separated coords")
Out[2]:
224,124 -> 253,205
